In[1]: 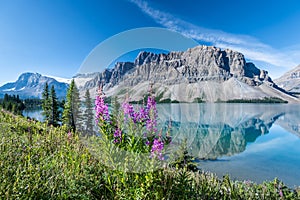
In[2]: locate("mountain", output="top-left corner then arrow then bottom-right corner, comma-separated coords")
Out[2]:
76,45 -> 298,103
274,64 -> 300,94
0,72 -> 69,99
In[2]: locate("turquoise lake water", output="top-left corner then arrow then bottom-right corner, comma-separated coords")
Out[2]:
24,103 -> 300,187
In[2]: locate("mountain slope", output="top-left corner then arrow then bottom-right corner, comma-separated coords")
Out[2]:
274,64 -> 300,93
0,72 -> 69,99
76,46 -> 298,103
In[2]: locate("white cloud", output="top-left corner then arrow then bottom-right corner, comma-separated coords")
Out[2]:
129,0 -> 300,71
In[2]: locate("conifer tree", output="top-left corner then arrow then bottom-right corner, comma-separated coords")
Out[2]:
42,82 -> 51,122
49,85 -> 60,126
83,89 -> 94,136
1,93 -> 25,115
63,79 -> 82,132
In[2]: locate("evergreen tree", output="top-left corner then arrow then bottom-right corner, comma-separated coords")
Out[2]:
4,94 -> 9,102
49,85 -> 60,126
7,102 -> 12,112
60,99 -> 65,110
171,138 -> 198,172
42,83 -> 51,122
83,89 -> 94,136
1,93 -> 25,115
63,79 -> 82,132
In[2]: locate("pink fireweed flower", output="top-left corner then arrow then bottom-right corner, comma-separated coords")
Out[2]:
136,106 -> 148,123
67,131 -> 72,142
122,101 -> 135,121
113,128 -> 122,143
95,95 -> 110,122
279,189 -> 283,198
146,96 -> 157,132
68,131 -> 72,138
122,101 -> 149,123
146,96 -> 156,111
151,138 -> 164,160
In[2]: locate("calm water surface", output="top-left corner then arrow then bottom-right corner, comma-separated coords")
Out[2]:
24,103 -> 300,187
157,103 -> 300,187
23,109 -> 44,122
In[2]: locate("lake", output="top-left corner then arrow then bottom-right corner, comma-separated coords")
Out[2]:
23,103 -> 300,187
157,103 -> 300,187
23,109 -> 44,122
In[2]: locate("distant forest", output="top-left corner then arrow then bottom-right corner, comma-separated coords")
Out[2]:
0,94 -> 43,115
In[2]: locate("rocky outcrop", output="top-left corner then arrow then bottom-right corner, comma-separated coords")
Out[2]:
121,46 -> 270,86
274,64 -> 300,93
75,45 -> 297,103
77,62 -> 134,92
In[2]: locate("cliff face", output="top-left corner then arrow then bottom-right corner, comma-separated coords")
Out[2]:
274,64 -> 300,93
75,45 -> 297,103
120,46 -> 271,87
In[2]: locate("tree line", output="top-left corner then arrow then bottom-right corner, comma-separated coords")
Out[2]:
0,94 -> 25,115
42,80 -> 94,135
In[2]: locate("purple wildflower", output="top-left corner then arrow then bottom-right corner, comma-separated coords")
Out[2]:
146,96 -> 156,112
151,138 -> 164,160
114,128 -> 122,138
68,131 -> 72,137
146,96 -> 157,132
145,140 -> 150,146
95,95 -> 110,122
146,116 -> 157,132
113,128 -> 122,144
279,189 -> 283,198
137,107 -> 148,123
122,101 -> 135,121
67,131 -> 72,141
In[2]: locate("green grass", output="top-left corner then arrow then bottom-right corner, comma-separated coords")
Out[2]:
0,109 -> 299,199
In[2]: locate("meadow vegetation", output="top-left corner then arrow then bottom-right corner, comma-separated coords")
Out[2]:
1,92 -> 300,199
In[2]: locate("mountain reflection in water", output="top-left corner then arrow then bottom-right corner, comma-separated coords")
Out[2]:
157,103 -> 298,160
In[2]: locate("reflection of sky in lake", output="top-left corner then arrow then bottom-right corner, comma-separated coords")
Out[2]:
200,125 -> 300,187
22,109 -> 44,122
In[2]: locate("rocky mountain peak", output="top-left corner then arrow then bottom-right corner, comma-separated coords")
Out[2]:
75,45 -> 298,103
134,51 -> 160,66
129,45 -> 271,86
0,72 -> 69,99
16,72 -> 42,89
274,64 -> 300,93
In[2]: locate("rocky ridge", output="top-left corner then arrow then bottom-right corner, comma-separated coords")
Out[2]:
274,64 -> 300,93
75,45 -> 298,103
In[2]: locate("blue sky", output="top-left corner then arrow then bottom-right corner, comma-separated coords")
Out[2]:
0,0 -> 300,85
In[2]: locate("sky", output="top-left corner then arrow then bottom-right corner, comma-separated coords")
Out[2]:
0,0 -> 300,85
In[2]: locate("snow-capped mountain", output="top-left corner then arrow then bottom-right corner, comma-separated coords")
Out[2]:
0,72 -> 69,99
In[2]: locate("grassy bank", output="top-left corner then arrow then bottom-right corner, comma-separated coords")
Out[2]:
0,110 -> 299,199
